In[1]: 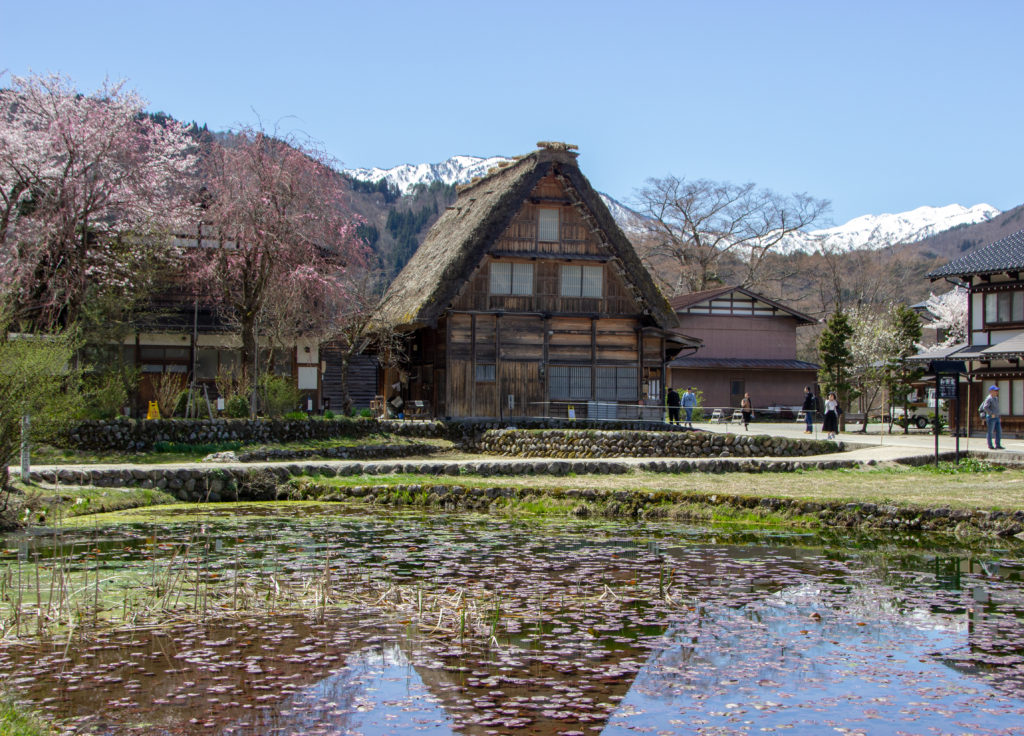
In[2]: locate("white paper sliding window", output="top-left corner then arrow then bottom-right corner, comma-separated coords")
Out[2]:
560,265 -> 603,298
490,261 -> 534,295
538,209 -> 560,242
548,365 -> 591,400
984,292 -> 1024,325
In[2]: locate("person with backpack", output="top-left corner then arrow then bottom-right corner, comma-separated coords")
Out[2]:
801,386 -> 817,434
681,387 -> 697,429
979,385 -> 1004,450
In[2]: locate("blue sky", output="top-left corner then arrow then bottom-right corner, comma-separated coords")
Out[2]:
3,0 -> 1022,224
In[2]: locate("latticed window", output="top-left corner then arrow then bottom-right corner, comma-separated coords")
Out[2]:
490,261 -> 534,295
596,366 -> 638,401
538,209 -> 560,242
548,365 -> 591,400
560,265 -> 603,298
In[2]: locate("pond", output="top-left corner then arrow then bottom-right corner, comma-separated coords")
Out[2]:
2,504 -> 1024,735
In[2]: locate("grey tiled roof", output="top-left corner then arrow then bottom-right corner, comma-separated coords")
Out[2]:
927,229 -> 1024,279
668,357 -> 820,370
908,343 -> 994,361
982,334 -> 1024,357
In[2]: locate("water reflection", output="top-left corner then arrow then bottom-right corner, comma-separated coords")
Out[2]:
0,506 -> 1023,734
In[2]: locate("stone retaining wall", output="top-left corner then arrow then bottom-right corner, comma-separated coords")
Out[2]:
30,454 -> 861,501
234,442 -> 441,463
475,429 -> 833,458
286,481 -> 1024,539
66,417 -> 446,451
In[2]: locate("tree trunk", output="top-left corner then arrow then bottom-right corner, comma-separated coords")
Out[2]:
340,352 -> 353,417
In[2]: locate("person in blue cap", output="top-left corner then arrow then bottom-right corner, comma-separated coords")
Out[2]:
979,385 -> 1004,450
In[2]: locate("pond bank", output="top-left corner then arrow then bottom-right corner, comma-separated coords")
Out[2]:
283,476 -> 1024,541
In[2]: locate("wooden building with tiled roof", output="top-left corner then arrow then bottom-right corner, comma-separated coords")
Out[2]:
377,142 -> 699,420
920,228 -> 1024,434
666,286 -> 819,413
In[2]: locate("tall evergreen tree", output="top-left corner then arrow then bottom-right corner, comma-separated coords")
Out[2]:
886,303 -> 924,434
818,310 -> 857,414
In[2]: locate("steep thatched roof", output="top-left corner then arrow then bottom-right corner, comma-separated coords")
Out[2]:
378,143 -> 678,330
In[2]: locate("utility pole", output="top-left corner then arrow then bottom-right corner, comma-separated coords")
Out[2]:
20,415 -> 30,483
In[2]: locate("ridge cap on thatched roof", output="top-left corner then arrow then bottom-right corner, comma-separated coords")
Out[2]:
378,144 -> 677,331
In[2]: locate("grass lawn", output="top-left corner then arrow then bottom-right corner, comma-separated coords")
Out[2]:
7,482 -> 180,527
0,696 -> 51,736
28,434 -> 452,466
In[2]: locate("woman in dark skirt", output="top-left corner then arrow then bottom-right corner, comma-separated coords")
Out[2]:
822,391 -> 839,440
740,392 -> 752,430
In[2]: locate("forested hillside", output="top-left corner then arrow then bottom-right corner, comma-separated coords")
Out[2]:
342,177 -> 456,279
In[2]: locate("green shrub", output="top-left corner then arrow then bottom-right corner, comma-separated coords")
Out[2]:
0,694 -> 51,736
359,408 -> 374,418
284,410 -> 308,421
257,374 -> 301,417
225,394 -> 250,418
322,409 -> 336,420
174,390 -> 210,419
82,370 -> 131,420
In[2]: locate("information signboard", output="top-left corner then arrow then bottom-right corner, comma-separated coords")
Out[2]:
938,375 -> 958,400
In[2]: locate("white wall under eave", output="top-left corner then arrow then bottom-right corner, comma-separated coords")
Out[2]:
295,340 -> 319,364
972,292 -> 984,330
196,334 -> 243,348
988,330 -> 1022,345
125,333 -> 192,346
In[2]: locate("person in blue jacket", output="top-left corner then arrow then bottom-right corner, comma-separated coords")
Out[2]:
681,387 -> 697,429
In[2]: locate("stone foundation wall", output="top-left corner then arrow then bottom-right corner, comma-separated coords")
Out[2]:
475,429 -> 833,458
30,454 -> 860,501
65,417 -> 694,452
285,481 -> 1024,538
66,418 -> 446,452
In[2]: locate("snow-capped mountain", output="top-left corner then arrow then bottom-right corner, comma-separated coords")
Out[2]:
785,203 -> 1000,253
344,155 -> 999,253
343,154 -> 641,224
344,155 -> 513,195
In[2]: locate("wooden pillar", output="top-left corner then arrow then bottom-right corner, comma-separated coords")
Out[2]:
543,315 -> 550,418
444,316 -> 452,417
590,317 -> 597,407
496,314 -> 503,421
636,328 -> 643,419
470,314 -> 476,416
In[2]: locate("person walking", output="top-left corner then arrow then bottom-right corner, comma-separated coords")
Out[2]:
681,387 -> 697,429
979,385 -> 1005,450
822,391 -> 840,440
666,387 -> 681,425
801,386 -> 817,434
740,392 -> 752,431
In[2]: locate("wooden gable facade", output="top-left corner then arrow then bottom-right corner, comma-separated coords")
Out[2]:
379,143 -> 694,420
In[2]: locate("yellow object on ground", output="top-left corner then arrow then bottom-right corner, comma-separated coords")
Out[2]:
146,401 -> 160,420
